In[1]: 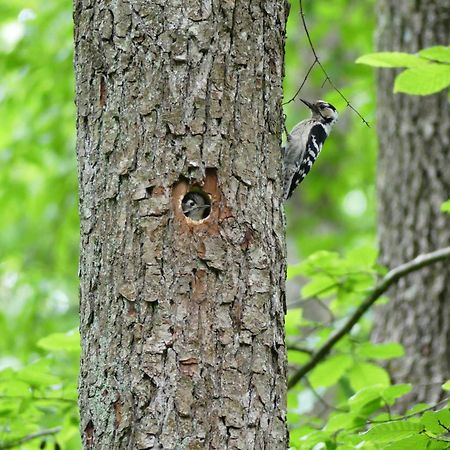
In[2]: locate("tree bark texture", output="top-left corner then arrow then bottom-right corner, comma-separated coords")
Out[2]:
373,0 -> 450,407
74,0 -> 288,449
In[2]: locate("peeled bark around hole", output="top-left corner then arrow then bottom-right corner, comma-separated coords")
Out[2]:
373,0 -> 450,408
74,0 -> 288,449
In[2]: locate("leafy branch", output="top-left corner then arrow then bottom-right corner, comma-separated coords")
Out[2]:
284,0 -> 370,128
288,246 -> 450,389
357,46 -> 450,96
368,397 -> 450,425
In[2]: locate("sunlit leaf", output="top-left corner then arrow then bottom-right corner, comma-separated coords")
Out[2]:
420,408 -> 450,434
357,342 -> 404,360
309,354 -> 353,388
346,245 -> 378,268
288,349 -> 310,365
362,421 -> 424,443
348,363 -> 390,391
325,412 -> 360,432
37,330 -> 80,353
394,64 -> 450,95
381,434 -> 431,450
356,52 -> 428,68
285,308 -> 304,337
419,46 -> 450,63
349,386 -> 383,410
440,200 -> 450,215
17,360 -> 61,388
383,384 -> 412,404
301,276 -> 336,298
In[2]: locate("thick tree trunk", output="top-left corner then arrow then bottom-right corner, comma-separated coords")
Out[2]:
74,0 -> 288,448
373,0 -> 450,407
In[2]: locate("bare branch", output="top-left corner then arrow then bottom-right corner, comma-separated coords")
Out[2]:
0,427 -> 61,450
288,246 -> 450,390
284,0 -> 370,128
283,60 -> 317,106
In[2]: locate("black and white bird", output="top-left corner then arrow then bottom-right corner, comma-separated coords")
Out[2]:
283,99 -> 338,200
181,192 -> 210,221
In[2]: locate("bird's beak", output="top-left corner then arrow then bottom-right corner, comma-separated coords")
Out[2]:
300,98 -> 316,112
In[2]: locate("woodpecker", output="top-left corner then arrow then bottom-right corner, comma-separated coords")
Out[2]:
181,192 -> 210,221
283,99 -> 338,200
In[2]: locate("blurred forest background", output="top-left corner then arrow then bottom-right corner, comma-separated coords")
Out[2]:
0,0 -> 448,449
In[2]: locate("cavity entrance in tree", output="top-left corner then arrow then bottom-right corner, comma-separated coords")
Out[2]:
181,190 -> 211,221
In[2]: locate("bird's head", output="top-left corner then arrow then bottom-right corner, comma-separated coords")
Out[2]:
301,99 -> 338,125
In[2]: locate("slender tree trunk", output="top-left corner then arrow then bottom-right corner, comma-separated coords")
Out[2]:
373,0 -> 450,407
74,0 -> 288,448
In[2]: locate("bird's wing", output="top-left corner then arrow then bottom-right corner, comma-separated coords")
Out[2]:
285,123 -> 328,199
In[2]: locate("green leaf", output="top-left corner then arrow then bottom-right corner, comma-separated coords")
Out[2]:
17,360 -> 61,388
349,386 -> 383,411
325,412 -> 360,432
309,354 -> 353,388
362,421 -> 424,443
382,384 -> 412,404
348,363 -> 390,391
357,342 -> 405,360
37,330 -> 80,353
394,64 -> 450,95
301,276 -> 336,298
346,245 -> 378,268
420,408 -> 450,434
442,380 -> 450,391
288,349 -> 310,365
440,200 -> 450,215
356,52 -> 428,68
381,434 -> 431,450
285,309 -> 304,336
419,46 -> 450,63
296,251 -> 342,276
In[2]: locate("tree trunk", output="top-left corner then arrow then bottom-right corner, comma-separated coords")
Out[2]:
74,0 -> 288,448
373,0 -> 450,407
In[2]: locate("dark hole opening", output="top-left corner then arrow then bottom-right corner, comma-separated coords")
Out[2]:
181,190 -> 211,221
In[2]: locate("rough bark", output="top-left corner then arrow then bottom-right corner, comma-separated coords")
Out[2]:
74,0 -> 288,449
373,0 -> 450,407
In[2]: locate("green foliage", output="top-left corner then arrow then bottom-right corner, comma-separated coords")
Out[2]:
0,0 -> 79,448
0,0 -> 78,359
440,200 -> 450,215
0,331 -> 80,450
356,46 -> 450,95
286,248 -> 450,450
285,6 -> 449,450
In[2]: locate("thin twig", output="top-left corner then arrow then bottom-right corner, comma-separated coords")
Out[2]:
0,427 -> 61,450
288,246 -> 450,389
371,397 -> 450,424
284,0 -> 370,128
283,60 -> 317,106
